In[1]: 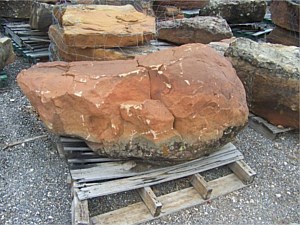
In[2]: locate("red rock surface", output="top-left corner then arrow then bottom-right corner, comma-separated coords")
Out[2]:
17,44 -> 248,162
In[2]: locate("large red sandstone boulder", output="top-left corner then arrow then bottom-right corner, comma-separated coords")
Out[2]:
225,38 -> 300,128
51,4 -> 155,48
17,44 -> 248,162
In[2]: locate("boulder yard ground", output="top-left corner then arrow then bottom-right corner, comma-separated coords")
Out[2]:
0,57 -> 299,225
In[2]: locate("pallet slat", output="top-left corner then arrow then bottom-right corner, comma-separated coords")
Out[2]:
90,174 -> 246,225
76,144 -> 244,200
137,187 -> 162,217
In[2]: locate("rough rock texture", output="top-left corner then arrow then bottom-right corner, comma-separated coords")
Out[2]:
17,44 -> 248,162
225,38 -> 300,128
70,0 -> 154,15
208,38 -> 236,56
30,1 -> 54,31
0,37 -> 15,70
199,0 -> 267,24
153,0 -> 209,10
267,26 -> 299,47
270,0 -> 299,32
0,0 -> 33,18
49,25 -> 160,61
157,16 -> 233,45
52,4 -> 155,48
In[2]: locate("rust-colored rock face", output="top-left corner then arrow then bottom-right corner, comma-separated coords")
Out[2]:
270,0 -> 299,32
225,38 -> 300,129
17,44 -> 248,162
51,4 -> 155,48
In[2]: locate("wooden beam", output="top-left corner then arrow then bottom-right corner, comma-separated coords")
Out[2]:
72,189 -> 90,225
229,160 -> 256,184
137,187 -> 162,217
190,174 -> 212,200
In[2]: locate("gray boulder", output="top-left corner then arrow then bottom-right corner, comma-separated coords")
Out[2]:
0,37 -> 15,70
199,0 -> 267,24
30,1 -> 54,31
225,38 -> 300,128
0,0 -> 33,18
157,16 -> 233,45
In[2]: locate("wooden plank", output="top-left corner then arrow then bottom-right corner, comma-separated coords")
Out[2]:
90,173 -> 247,225
77,143 -> 244,200
137,187 -> 162,217
248,115 -> 293,140
71,143 -> 238,183
72,190 -> 90,225
229,160 -> 256,185
61,137 -> 85,143
64,146 -> 92,152
4,26 -> 24,46
190,173 -> 212,200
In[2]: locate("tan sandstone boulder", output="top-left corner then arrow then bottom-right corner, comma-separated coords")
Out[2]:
51,4 -> 155,48
225,38 -> 300,128
17,44 -> 248,162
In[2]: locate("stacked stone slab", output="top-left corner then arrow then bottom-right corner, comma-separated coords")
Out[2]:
0,0 -> 33,18
0,37 -> 15,70
49,4 -> 156,61
199,0 -> 267,24
267,0 -> 299,46
157,16 -> 233,44
225,38 -> 300,128
17,44 -> 248,163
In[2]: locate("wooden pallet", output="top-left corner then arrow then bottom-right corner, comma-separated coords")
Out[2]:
57,137 -> 256,225
3,22 -> 50,63
248,113 -> 293,140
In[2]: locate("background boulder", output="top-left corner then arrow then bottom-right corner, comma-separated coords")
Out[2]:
225,38 -> 299,128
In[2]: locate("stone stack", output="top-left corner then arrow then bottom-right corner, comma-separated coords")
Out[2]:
0,0 -> 33,18
0,37 -> 15,70
49,4 -> 156,61
199,0 -> 267,24
267,0 -> 299,46
225,38 -> 300,128
17,43 -> 248,163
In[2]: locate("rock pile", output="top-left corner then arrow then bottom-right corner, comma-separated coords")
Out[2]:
157,16 -> 233,44
49,4 -> 156,61
199,0 -> 267,24
0,37 -> 15,70
267,0 -> 299,46
225,38 -> 300,128
17,44 -> 248,162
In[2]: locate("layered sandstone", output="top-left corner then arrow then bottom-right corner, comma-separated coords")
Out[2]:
18,44 -> 248,162
225,38 -> 300,128
51,4 -> 155,48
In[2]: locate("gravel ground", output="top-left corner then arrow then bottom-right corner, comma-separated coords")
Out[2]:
0,57 -> 299,225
